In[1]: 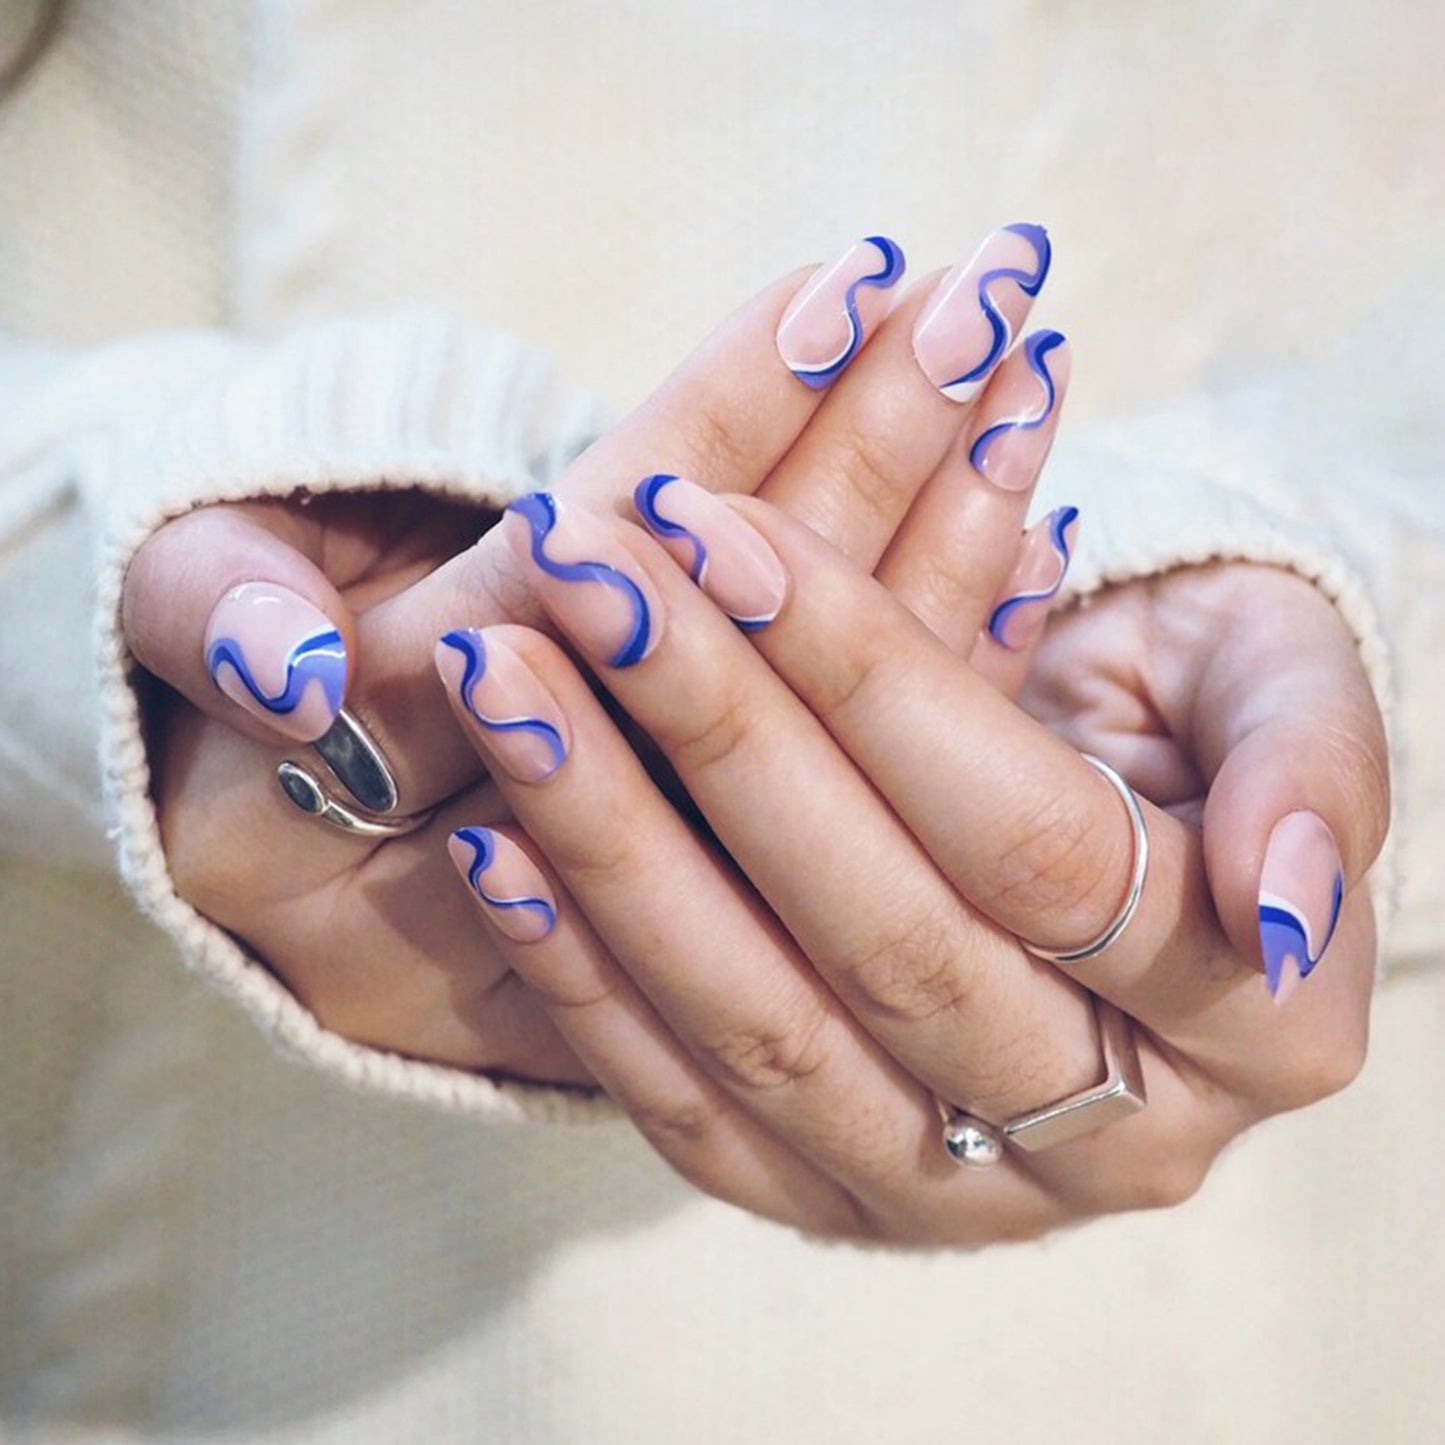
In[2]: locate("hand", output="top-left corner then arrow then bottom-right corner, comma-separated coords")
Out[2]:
441,488 -> 1386,1244
120,226 -> 1068,1080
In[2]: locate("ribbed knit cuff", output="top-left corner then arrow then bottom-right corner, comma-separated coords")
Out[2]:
94,312 -> 621,1124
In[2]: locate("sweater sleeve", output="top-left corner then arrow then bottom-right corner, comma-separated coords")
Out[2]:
0,312 -> 620,1124
1033,305 -> 1441,978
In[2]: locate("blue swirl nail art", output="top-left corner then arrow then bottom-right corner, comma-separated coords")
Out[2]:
986,505 -> 1079,650
439,629 -> 567,774
940,222 -> 1052,395
507,491 -> 653,667
968,329 -> 1066,475
205,628 -> 346,719
454,826 -> 557,934
632,473 -> 776,632
789,235 -> 907,390
1259,873 -> 1344,998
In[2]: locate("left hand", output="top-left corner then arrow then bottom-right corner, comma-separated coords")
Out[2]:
438,486 -> 1387,1245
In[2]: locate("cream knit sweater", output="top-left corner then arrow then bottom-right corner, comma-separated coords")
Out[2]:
1,1 -> 1441,1440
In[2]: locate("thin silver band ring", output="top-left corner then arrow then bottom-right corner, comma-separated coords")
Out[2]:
1019,752 -> 1150,965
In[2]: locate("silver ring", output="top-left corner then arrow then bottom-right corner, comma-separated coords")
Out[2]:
1019,752 -> 1149,965
939,995 -> 1147,1167
276,708 -> 431,839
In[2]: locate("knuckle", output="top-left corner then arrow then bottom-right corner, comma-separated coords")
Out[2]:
701,997 -> 834,1095
834,422 -> 917,534
1271,1012 -> 1371,1110
1127,1153 -> 1211,1212
656,682 -> 758,778
811,636 -> 890,727
629,1095 -> 723,1171
842,902 -> 979,1026
681,399 -> 762,488
991,789 -> 1129,940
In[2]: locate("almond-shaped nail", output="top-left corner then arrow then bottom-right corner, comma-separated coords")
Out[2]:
913,223 -> 1051,404
203,582 -> 347,741
1259,811 -> 1345,1003
776,235 -> 906,389
435,629 -> 570,782
984,506 -> 1079,651
449,827 -> 557,942
967,330 -> 1070,491
633,474 -> 788,631
503,491 -> 664,668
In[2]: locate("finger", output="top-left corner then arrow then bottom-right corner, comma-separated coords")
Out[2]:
441,623 -> 1061,1239
967,503 -> 1081,692
640,492 -> 1259,1044
443,823 -> 871,1235
1188,566 -> 1390,1003
494,492 -> 1112,1136
311,245 -> 906,813
881,331 -> 1073,656
122,502 -> 356,745
760,224 -> 1053,569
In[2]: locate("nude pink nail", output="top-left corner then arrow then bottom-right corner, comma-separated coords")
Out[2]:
503,492 -> 664,668
984,506 -> 1079,651
913,224 -> 1052,404
633,474 -> 788,631
435,629 -> 570,783
967,330 -> 1071,491
203,582 -> 347,742
448,827 -> 557,943
776,236 -> 906,389
1259,811 -> 1345,1002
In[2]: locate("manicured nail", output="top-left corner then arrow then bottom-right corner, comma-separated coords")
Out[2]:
435,629 -> 570,782
633,474 -> 788,631
203,582 -> 346,742
913,223 -> 1052,404
967,330 -> 1070,491
1258,811 -> 1345,1003
448,827 -> 557,943
503,492 -> 663,668
776,235 -> 906,389
984,506 -> 1079,651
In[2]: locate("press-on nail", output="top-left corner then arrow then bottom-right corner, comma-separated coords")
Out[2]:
449,827 -> 557,942
633,474 -> 788,630
1259,811 -> 1345,1002
984,506 -> 1079,651
968,330 -> 1070,491
776,236 -> 906,389
435,629 -> 570,782
203,582 -> 346,742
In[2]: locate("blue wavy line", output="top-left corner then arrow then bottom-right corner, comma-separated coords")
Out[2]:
507,491 -> 653,668
790,235 -> 906,390
968,329 -> 1066,474
1260,871 -> 1344,995
985,505 -> 1079,650
939,222 -> 1052,392
439,629 -> 567,773
455,827 -> 557,933
206,627 -> 346,717
633,474 -> 707,583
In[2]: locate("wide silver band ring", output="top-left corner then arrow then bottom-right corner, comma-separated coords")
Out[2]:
938,994 -> 1147,1167
277,709 -> 431,839
1019,752 -> 1150,965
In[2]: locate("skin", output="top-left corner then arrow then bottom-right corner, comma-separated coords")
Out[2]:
121,242 -> 1389,1244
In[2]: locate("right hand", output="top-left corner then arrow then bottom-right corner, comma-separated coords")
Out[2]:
121,226 -> 1069,1082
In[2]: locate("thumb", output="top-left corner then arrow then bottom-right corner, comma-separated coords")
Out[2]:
122,502 -> 356,746
1194,568 -> 1390,1001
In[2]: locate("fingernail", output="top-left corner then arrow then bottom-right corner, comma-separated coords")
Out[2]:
913,223 -> 1052,404
203,582 -> 347,742
448,827 -> 557,943
776,235 -> 906,389
1259,811 -> 1345,1003
967,330 -> 1070,491
633,474 -> 787,631
435,629 -> 570,782
984,505 -> 1079,651
502,492 -> 663,668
